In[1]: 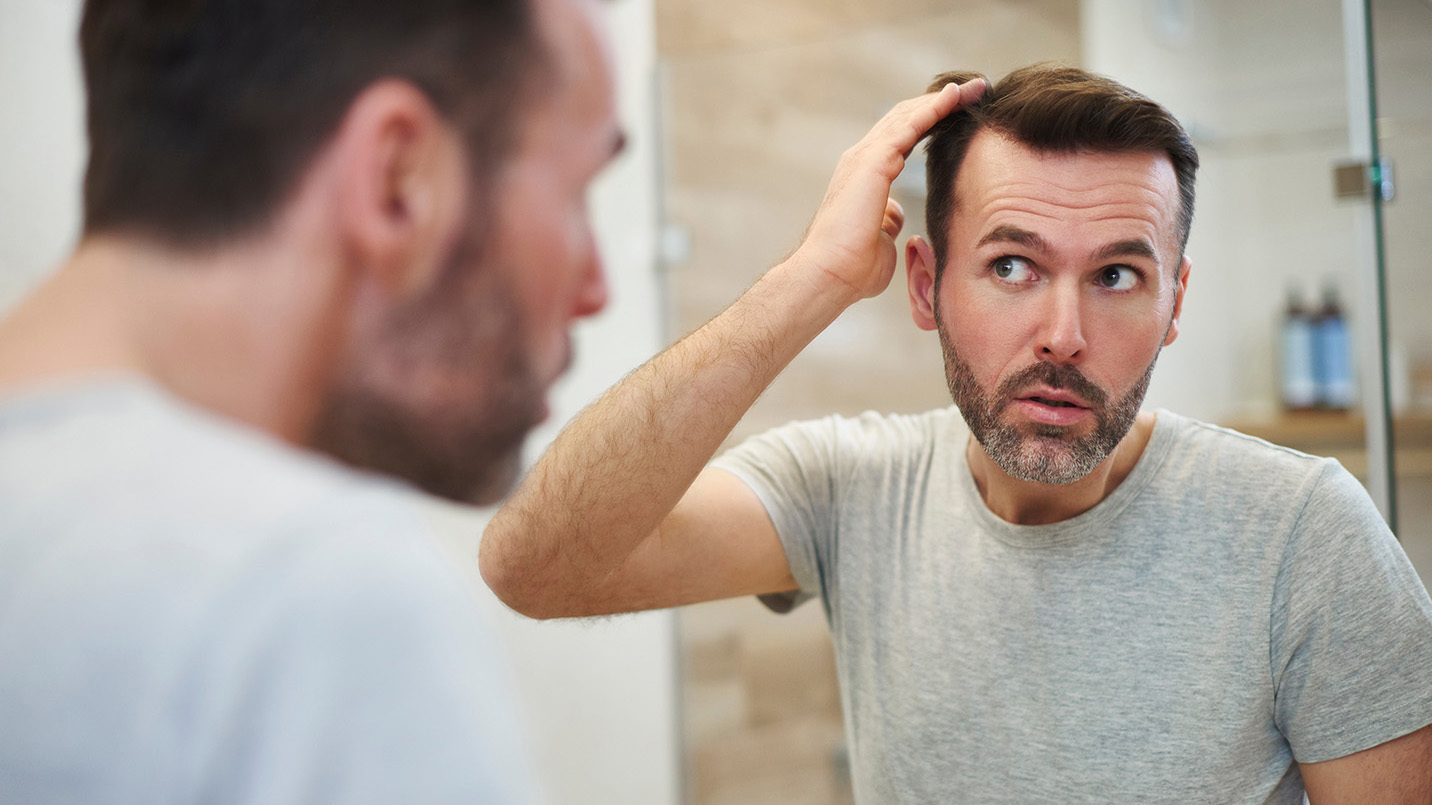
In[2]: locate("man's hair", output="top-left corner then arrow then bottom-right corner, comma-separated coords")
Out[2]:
79,0 -> 546,248
922,64 -> 1199,274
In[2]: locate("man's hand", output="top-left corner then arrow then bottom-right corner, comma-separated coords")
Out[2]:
793,78 -> 986,304
481,80 -> 985,619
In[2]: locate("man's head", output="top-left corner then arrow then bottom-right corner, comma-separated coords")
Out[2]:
921,64 -> 1199,278
79,0 -> 620,503
80,0 -> 544,248
905,65 -> 1197,485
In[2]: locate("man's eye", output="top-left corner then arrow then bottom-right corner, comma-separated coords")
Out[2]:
1097,265 -> 1140,291
991,256 -> 1035,282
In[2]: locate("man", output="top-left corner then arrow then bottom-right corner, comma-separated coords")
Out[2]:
0,0 -> 618,800
482,65 -> 1432,802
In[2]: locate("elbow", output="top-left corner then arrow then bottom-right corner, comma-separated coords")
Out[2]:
477,532 -> 570,621
478,544 -> 541,619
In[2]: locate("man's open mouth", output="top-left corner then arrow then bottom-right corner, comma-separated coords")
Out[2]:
1028,396 -> 1082,409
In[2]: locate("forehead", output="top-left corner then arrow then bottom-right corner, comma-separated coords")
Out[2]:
952,130 -> 1181,255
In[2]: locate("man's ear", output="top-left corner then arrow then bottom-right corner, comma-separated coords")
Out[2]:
329,79 -> 468,299
906,235 -> 939,332
1163,254 -> 1192,346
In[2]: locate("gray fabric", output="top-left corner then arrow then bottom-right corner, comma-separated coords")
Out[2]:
0,377 -> 534,804
713,407 -> 1432,804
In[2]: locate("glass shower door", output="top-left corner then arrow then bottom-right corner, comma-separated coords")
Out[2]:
1366,0 -> 1432,581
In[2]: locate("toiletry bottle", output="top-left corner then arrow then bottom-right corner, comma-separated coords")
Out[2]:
1313,283 -> 1354,410
1280,286 -> 1317,410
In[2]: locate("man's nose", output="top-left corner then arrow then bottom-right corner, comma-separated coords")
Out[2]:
1036,281 -> 1087,364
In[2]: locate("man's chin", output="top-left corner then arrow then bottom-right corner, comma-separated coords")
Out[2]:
977,417 -> 1112,486
989,442 -> 1100,486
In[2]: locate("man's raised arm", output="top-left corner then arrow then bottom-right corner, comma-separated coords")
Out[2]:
480,79 -> 985,619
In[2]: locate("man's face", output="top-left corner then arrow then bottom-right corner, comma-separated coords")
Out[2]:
313,0 -> 620,504
931,130 -> 1188,484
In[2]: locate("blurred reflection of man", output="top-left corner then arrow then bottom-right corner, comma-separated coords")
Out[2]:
483,65 -> 1432,802
0,0 -> 619,800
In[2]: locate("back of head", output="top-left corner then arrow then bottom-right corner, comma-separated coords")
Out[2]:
80,0 -> 545,249
922,64 -> 1199,273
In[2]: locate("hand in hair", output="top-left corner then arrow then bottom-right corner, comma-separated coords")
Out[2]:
793,78 -> 986,304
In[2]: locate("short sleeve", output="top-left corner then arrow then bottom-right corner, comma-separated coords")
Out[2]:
711,416 -> 848,614
182,504 -> 537,804
1270,460 -> 1432,763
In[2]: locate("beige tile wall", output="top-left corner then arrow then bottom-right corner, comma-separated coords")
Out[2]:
655,2 -> 1081,802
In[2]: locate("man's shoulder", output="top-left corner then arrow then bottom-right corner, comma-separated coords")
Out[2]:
0,376 -> 440,604
1157,409 -> 1337,475
0,374 -> 479,696
0,380 -> 521,805
1149,409 -> 1371,519
738,405 -> 967,449
3,375 -> 414,521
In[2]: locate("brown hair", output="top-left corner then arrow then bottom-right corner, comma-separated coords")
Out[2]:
922,64 -> 1199,275
80,0 -> 547,249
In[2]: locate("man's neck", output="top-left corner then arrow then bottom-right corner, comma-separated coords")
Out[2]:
0,233 -> 351,444
965,410 -> 1158,526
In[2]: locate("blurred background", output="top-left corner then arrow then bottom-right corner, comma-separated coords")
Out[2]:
2,0 -> 1428,803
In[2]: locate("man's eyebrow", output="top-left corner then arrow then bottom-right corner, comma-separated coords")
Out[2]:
977,225 -> 1048,252
1092,238 -> 1158,264
976,226 -> 1161,265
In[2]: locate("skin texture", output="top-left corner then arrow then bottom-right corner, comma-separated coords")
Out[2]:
0,0 -> 620,506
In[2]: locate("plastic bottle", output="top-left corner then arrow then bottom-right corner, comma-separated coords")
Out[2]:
1312,283 -> 1354,410
1280,286 -> 1317,410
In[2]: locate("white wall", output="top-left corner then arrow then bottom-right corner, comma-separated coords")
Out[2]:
0,1 -> 678,803
0,0 -> 86,302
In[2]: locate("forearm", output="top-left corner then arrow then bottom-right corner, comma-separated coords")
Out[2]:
480,252 -> 856,617
479,78 -> 983,618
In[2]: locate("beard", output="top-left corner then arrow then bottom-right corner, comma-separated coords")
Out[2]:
937,320 -> 1157,486
310,225 -> 551,506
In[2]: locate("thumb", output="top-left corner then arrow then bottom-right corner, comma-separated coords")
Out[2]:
882,198 -> 905,240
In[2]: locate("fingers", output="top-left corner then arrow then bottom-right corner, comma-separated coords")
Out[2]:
840,79 -> 985,188
922,77 -> 987,140
958,77 -> 989,107
885,78 -> 987,158
790,79 -> 984,303
882,198 -> 905,240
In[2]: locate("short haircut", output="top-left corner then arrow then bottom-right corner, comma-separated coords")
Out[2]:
80,0 -> 546,248
922,64 -> 1199,275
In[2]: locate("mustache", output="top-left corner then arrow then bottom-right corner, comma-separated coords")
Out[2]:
996,361 -> 1108,408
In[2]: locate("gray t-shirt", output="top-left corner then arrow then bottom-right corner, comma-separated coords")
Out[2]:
714,407 -> 1432,804
0,378 -> 534,804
